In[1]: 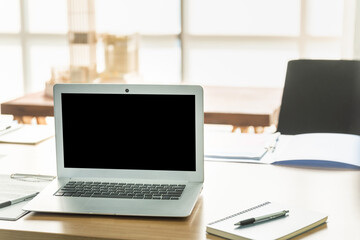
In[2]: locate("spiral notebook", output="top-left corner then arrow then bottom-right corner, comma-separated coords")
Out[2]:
206,202 -> 328,240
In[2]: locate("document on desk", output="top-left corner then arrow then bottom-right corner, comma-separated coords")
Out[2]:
0,120 -> 21,137
0,174 -> 51,220
272,133 -> 360,169
205,131 -> 280,163
205,130 -> 360,169
0,124 -> 54,145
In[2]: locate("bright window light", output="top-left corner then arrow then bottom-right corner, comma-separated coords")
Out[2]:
306,0 -> 344,37
0,0 -> 20,33
0,43 -> 23,102
27,0 -> 68,33
95,0 -> 180,34
188,41 -> 298,87
139,38 -> 181,83
28,41 -> 69,92
188,0 -> 300,36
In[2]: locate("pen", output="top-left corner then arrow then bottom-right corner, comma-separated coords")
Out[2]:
266,132 -> 281,153
0,120 -> 18,131
0,122 -> 22,136
0,125 -> 11,132
234,210 -> 289,226
0,192 -> 39,209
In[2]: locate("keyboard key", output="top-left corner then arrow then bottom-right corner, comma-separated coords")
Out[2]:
133,196 -> 144,199
80,193 -> 92,197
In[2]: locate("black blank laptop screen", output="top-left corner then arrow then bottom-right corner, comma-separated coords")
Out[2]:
61,93 -> 196,171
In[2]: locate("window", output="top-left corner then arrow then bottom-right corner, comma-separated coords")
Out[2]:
0,0 -> 68,103
185,0 -> 355,87
0,0 -> 357,103
95,0 -> 181,83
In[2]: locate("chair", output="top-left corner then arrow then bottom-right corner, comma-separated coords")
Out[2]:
277,59 -> 360,135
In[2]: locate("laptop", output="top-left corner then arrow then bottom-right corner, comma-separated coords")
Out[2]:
24,83 -> 204,217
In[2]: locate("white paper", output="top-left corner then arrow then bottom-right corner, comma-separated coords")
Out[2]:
205,131 -> 279,161
0,125 -> 54,145
273,133 -> 360,169
0,174 -> 51,220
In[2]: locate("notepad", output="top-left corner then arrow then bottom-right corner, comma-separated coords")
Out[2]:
0,174 -> 51,220
206,202 -> 328,240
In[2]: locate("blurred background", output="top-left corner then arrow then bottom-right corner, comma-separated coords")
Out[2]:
0,0 -> 359,103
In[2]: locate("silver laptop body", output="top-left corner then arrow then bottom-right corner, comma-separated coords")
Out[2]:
24,84 -> 204,217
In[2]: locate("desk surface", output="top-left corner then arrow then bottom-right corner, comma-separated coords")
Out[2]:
0,133 -> 359,240
1,86 -> 283,128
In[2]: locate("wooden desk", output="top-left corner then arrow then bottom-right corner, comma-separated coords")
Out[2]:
204,86 -> 283,132
0,136 -> 359,240
1,86 -> 283,131
0,92 -> 53,125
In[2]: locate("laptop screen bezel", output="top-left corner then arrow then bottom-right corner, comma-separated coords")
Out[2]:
53,83 -> 204,182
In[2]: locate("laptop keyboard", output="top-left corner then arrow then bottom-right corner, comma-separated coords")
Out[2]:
54,181 -> 186,200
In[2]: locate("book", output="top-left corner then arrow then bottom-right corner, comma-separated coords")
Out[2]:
206,202 -> 328,240
272,133 -> 360,169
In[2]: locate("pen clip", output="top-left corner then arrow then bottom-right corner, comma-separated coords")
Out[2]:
265,132 -> 281,151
